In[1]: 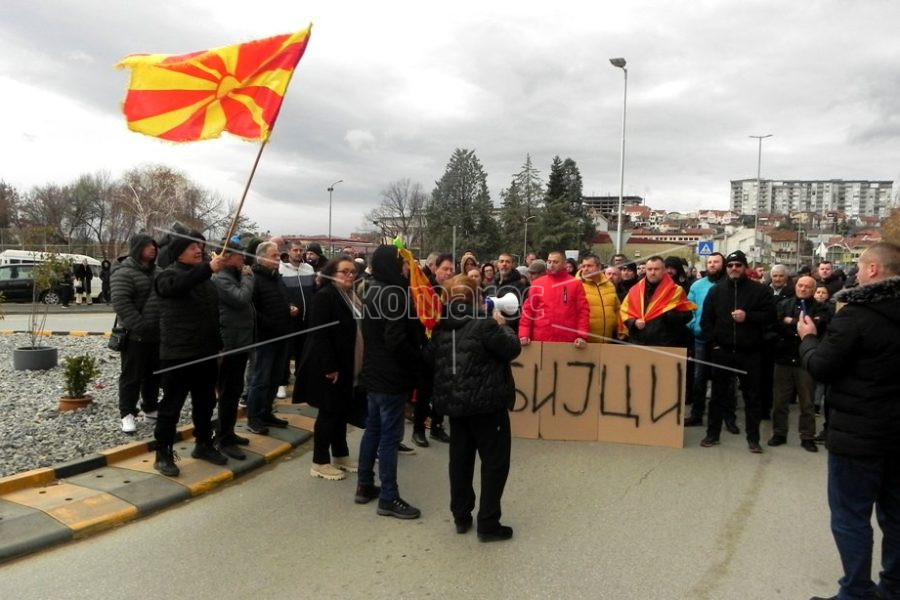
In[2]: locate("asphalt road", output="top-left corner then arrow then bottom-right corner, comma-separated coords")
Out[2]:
1,306 -> 115,333
0,422 -> 848,600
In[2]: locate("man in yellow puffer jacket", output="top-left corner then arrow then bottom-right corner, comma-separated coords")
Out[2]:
578,255 -> 621,343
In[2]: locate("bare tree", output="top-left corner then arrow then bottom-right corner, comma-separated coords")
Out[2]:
0,180 -> 19,229
17,184 -> 71,244
365,178 -> 427,248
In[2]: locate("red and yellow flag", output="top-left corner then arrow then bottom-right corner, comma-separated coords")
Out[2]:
619,273 -> 696,335
116,26 -> 311,142
398,247 -> 442,335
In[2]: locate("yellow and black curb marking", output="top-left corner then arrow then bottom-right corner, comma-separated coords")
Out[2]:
1,330 -> 111,337
0,403 -> 317,563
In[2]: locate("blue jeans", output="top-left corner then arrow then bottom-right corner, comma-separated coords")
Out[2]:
357,392 -> 406,502
828,452 -> 900,599
246,339 -> 288,422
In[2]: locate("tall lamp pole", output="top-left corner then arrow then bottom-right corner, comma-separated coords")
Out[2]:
610,57 -> 628,254
327,179 -> 343,256
749,134 -> 772,265
523,215 -> 536,261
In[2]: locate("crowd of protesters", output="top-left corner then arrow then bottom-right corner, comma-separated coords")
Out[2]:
108,225 -> 899,557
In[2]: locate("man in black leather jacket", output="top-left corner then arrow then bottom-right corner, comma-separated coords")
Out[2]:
700,250 -> 776,453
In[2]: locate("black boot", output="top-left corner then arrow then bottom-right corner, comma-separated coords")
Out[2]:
154,445 -> 180,477
192,442 -> 228,465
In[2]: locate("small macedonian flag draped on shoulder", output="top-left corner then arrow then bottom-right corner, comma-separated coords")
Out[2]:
116,26 -> 312,142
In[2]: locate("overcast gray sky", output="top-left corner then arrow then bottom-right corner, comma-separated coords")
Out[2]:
1,0 -> 898,237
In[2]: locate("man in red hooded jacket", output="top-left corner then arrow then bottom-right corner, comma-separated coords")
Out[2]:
519,251 -> 590,348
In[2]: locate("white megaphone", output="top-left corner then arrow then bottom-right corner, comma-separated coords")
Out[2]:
485,293 -> 520,316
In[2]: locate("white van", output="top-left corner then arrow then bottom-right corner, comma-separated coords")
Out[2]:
0,250 -> 103,302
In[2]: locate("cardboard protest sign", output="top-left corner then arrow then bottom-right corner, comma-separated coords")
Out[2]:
535,343 -> 601,441
509,343 -> 541,439
508,342 -> 686,449
595,344 -> 686,449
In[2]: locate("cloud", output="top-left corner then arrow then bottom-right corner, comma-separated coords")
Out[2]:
0,0 -> 898,239
344,129 -> 376,153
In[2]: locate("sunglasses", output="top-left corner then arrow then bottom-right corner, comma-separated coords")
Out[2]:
726,263 -> 745,268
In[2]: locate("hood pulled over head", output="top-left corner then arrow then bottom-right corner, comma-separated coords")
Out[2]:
370,245 -> 406,286
128,233 -> 158,265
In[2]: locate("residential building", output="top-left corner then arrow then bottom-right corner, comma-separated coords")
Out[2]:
582,195 -> 644,217
730,179 -> 895,219
768,230 -> 801,269
715,227 -> 772,265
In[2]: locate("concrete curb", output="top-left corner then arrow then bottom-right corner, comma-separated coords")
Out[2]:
0,330 -> 111,337
0,408 -> 314,563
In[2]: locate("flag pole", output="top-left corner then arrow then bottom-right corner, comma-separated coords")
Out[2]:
221,140 -> 267,249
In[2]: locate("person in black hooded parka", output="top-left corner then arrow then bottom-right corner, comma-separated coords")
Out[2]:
110,234 -> 161,433
356,245 -> 425,519
429,274 -> 521,542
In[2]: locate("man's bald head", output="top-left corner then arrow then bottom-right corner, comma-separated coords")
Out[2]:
794,275 -> 817,299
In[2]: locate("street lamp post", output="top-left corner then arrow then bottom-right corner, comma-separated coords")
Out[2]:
749,134 -> 772,265
327,179 -> 343,257
610,57 -> 628,254
523,215 -> 536,262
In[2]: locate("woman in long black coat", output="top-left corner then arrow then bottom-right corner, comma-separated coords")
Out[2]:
294,257 -> 362,481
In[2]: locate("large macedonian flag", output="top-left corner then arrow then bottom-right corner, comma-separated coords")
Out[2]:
619,272 -> 696,336
116,26 -> 311,142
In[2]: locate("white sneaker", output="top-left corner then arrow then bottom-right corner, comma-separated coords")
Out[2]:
143,410 -> 158,422
276,386 -> 287,399
121,414 -> 136,434
310,463 -> 345,480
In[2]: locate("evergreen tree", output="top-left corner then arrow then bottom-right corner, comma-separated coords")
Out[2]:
562,158 -> 596,254
499,180 -> 525,257
425,148 -> 499,259
535,156 -> 595,256
517,154 -> 543,217
499,154 -> 544,259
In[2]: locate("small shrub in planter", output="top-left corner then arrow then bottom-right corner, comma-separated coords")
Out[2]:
59,354 -> 101,411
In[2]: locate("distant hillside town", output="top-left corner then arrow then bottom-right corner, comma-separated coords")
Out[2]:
579,178 -> 896,269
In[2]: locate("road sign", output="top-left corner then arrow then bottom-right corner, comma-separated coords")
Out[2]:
698,241 -> 714,256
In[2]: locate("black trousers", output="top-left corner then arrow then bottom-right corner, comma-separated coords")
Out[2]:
758,343 -> 776,419
60,284 -> 73,306
449,410 -> 511,532
413,372 -> 443,434
312,406 -> 349,464
216,352 -> 249,440
707,349 -> 762,443
154,357 -> 217,447
689,340 -> 737,423
281,327 -> 308,385
118,340 -> 160,418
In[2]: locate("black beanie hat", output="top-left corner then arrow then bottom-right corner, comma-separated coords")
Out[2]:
724,250 -> 748,267
158,223 -> 204,267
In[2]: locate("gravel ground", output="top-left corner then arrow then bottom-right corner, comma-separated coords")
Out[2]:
0,335 -> 192,478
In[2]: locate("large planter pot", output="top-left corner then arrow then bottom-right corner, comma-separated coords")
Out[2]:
13,346 -> 58,371
59,395 -> 93,412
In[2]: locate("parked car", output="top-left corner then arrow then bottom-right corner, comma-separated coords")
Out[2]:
0,263 -> 67,304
